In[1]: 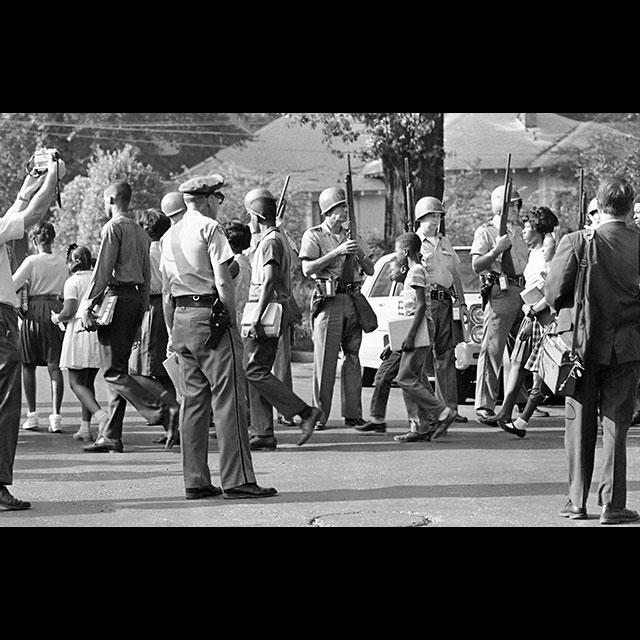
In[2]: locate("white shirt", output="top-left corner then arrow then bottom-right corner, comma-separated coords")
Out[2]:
0,211 -> 25,306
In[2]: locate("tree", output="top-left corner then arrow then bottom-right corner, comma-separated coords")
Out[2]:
285,113 -> 444,248
52,145 -> 166,255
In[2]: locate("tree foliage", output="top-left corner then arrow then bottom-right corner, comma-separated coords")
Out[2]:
285,113 -> 444,247
52,145 -> 166,255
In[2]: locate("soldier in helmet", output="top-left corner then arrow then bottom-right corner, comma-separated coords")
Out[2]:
160,191 -> 187,224
242,190 -> 322,450
470,184 -> 530,423
299,187 -> 375,430
159,175 -> 277,500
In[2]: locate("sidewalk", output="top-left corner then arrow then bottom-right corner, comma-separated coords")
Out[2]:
2,364 -> 640,527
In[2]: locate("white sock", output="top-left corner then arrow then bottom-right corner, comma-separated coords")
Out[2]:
93,409 -> 107,423
80,420 -> 91,432
514,417 -> 528,430
438,407 -> 451,422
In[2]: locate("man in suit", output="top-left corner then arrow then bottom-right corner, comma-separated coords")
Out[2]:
546,176 -> 640,525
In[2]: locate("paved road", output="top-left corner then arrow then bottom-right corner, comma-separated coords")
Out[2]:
2,362 -> 640,527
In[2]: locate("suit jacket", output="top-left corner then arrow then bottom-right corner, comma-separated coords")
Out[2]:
545,221 -> 640,366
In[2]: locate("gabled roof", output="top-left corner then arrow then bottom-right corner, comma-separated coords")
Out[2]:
180,113 -> 621,192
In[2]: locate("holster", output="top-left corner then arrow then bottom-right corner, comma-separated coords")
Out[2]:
310,287 -> 326,321
480,272 -> 500,310
205,297 -> 232,349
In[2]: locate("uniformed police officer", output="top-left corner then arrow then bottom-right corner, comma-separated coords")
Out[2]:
414,197 -> 469,420
159,175 -> 277,500
471,185 -> 530,423
299,187 -> 375,429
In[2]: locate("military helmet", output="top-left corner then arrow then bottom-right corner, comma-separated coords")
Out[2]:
319,188 -> 347,216
587,197 -> 598,215
415,196 -> 445,221
244,188 -> 275,211
247,196 -> 278,220
160,191 -> 187,217
491,185 -> 522,214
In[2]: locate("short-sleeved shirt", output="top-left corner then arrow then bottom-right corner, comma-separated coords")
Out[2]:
299,220 -> 371,282
160,209 -> 234,297
233,252 -> 252,327
249,227 -> 291,303
402,264 -> 431,318
149,240 -> 163,296
12,252 -> 69,297
416,230 -> 461,290
523,245 -> 547,289
470,216 -> 529,276
63,270 -> 94,319
0,211 -> 25,306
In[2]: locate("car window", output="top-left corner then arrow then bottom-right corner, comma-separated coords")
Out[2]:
370,261 -> 393,297
455,248 -> 481,293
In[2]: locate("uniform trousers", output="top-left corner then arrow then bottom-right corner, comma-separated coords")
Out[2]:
312,293 -> 362,425
565,357 -> 640,510
474,284 -> 523,412
0,305 -> 22,486
172,307 -> 255,491
273,324 -> 293,392
97,289 -> 167,440
430,297 -> 458,410
245,334 -> 307,437
396,346 -> 446,431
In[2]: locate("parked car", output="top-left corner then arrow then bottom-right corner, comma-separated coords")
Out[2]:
359,247 -> 483,403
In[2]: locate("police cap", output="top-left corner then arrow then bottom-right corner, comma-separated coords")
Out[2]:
179,174 -> 225,196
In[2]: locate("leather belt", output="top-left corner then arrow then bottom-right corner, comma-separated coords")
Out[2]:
174,295 -> 215,308
107,283 -> 141,293
28,294 -> 62,302
336,283 -> 361,294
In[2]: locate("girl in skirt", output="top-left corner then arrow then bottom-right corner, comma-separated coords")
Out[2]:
12,221 -> 69,433
52,245 -> 107,442
485,206 -> 559,437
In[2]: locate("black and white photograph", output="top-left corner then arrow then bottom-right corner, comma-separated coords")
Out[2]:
2,111 -> 640,528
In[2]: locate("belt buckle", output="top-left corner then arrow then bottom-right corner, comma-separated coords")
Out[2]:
192,295 -> 200,302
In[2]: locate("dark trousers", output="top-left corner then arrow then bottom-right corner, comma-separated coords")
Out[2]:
565,358 -> 640,510
244,335 -> 307,437
98,291 -> 166,440
370,350 -> 402,421
431,297 -> 458,410
0,305 -> 22,486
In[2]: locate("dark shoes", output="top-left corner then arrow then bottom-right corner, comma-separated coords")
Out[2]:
431,408 -> 457,440
298,407 -> 323,446
600,505 -> 640,525
0,486 -> 31,511
632,411 -> 640,426
355,421 -> 387,434
83,436 -> 123,453
153,433 -> 181,446
185,485 -> 223,500
500,422 -> 527,438
223,483 -> 278,500
394,431 -> 431,443
250,435 -> 277,451
559,500 -> 587,520
454,413 -> 468,424
345,418 -> 366,427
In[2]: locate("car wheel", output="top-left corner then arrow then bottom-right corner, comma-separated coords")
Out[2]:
361,367 -> 377,388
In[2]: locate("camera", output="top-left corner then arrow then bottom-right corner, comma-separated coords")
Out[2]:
29,147 -> 60,174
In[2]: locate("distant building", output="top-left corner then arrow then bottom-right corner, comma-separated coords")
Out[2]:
180,113 -> 623,237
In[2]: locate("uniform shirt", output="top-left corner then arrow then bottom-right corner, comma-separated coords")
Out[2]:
149,240 -> 163,296
63,270 -> 94,319
13,253 -> 69,297
470,215 -> 529,276
402,264 -> 431,318
85,214 -> 151,308
299,219 -> 371,282
160,209 -> 234,297
249,227 -> 291,303
416,230 -> 460,290
0,211 -> 25,306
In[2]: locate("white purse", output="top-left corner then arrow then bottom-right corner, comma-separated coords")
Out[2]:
240,301 -> 283,339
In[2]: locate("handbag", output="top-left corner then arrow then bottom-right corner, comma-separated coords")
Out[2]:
241,301 -> 283,339
349,290 -> 379,334
538,231 -> 591,397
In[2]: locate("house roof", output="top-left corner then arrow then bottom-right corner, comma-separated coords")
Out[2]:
180,113 -> 621,193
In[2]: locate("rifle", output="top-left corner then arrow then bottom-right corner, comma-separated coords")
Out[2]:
578,168 -> 587,230
276,174 -> 291,221
404,157 -> 415,233
342,154 -> 358,284
499,153 -> 516,278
